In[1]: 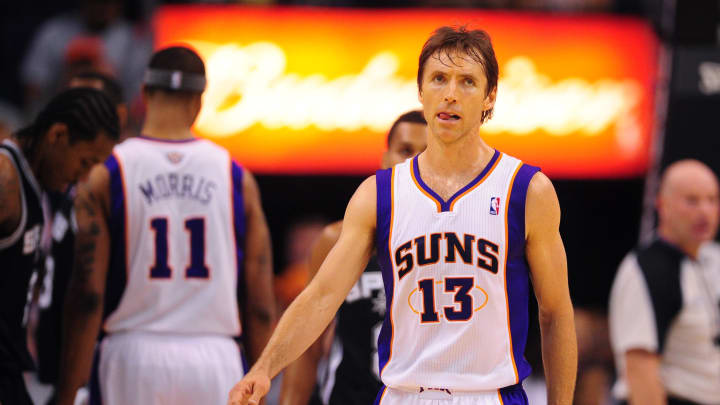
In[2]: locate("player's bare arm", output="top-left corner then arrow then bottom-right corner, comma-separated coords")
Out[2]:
525,172 -> 577,405
279,221 -> 342,405
625,349 -> 666,405
228,177 -> 377,405
0,153 -> 22,237
242,169 -> 278,365
56,165 -> 112,405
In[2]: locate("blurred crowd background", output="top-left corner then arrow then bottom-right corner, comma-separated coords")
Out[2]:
2,1 -> 719,404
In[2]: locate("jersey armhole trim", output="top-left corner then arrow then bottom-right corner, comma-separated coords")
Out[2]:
502,163 -> 523,383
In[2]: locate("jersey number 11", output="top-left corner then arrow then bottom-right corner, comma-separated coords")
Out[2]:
149,217 -> 209,279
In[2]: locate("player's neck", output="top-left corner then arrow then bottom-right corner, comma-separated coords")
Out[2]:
421,131 -> 494,179
142,108 -> 195,140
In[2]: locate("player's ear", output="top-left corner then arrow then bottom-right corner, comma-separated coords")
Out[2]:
483,86 -> 497,111
46,123 -> 69,146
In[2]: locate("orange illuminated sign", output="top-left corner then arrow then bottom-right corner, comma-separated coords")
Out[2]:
154,6 -> 658,178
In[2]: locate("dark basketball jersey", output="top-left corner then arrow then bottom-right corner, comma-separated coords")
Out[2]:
36,190 -> 75,383
317,255 -> 384,405
0,140 -> 49,373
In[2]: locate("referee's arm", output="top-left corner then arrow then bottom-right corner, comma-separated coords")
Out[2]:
609,257 -> 666,405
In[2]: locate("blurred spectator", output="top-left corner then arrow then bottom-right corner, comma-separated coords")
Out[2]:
21,0 -> 151,117
574,309 -> 613,405
274,218 -> 327,309
609,160 -> 720,405
68,70 -> 130,138
0,101 -> 23,141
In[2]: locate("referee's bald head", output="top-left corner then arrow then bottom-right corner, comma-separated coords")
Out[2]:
659,160 -> 718,198
657,159 -> 719,254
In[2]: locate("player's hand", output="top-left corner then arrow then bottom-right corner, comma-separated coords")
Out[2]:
227,371 -> 271,405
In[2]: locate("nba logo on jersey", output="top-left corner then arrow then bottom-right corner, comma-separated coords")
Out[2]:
166,151 -> 184,164
489,197 -> 500,215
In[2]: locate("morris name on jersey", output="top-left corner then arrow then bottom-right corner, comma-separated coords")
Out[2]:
139,172 -> 217,205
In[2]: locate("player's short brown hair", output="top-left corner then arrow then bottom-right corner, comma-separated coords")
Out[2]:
417,26 -> 499,122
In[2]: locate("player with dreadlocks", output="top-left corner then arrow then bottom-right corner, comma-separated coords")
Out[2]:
0,87 -> 119,404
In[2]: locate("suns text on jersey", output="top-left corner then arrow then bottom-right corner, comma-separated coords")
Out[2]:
139,172 -> 216,205
395,232 -> 500,279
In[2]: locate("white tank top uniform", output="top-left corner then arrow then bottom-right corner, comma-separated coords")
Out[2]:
94,135 -> 247,405
374,151 -> 539,405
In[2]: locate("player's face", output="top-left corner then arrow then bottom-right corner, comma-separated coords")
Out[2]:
43,129 -> 115,192
662,172 -> 720,247
418,50 -> 496,144
381,122 -> 427,169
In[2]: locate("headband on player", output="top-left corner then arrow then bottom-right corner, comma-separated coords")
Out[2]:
143,69 -> 206,92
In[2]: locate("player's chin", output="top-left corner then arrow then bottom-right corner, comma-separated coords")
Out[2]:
434,128 -> 463,143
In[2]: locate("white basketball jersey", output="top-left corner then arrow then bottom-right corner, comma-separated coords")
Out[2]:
102,136 -> 244,336
374,151 -> 539,391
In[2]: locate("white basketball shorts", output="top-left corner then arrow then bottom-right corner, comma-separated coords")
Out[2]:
89,331 -> 245,405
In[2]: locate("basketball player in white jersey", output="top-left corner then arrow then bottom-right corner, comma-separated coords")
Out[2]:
229,26 -> 577,405
56,46 -> 276,405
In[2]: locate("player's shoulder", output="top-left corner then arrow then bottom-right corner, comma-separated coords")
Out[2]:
490,151 -> 541,193
0,149 -> 19,180
0,150 -> 23,234
0,150 -> 21,196
189,137 -> 237,163
527,171 -> 553,197
0,148 -> 21,199
497,151 -> 540,175
342,175 -> 377,227
193,136 -> 225,150
111,136 -> 142,154
357,174 -> 378,196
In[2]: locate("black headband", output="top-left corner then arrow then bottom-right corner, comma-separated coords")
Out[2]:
144,69 -> 206,92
